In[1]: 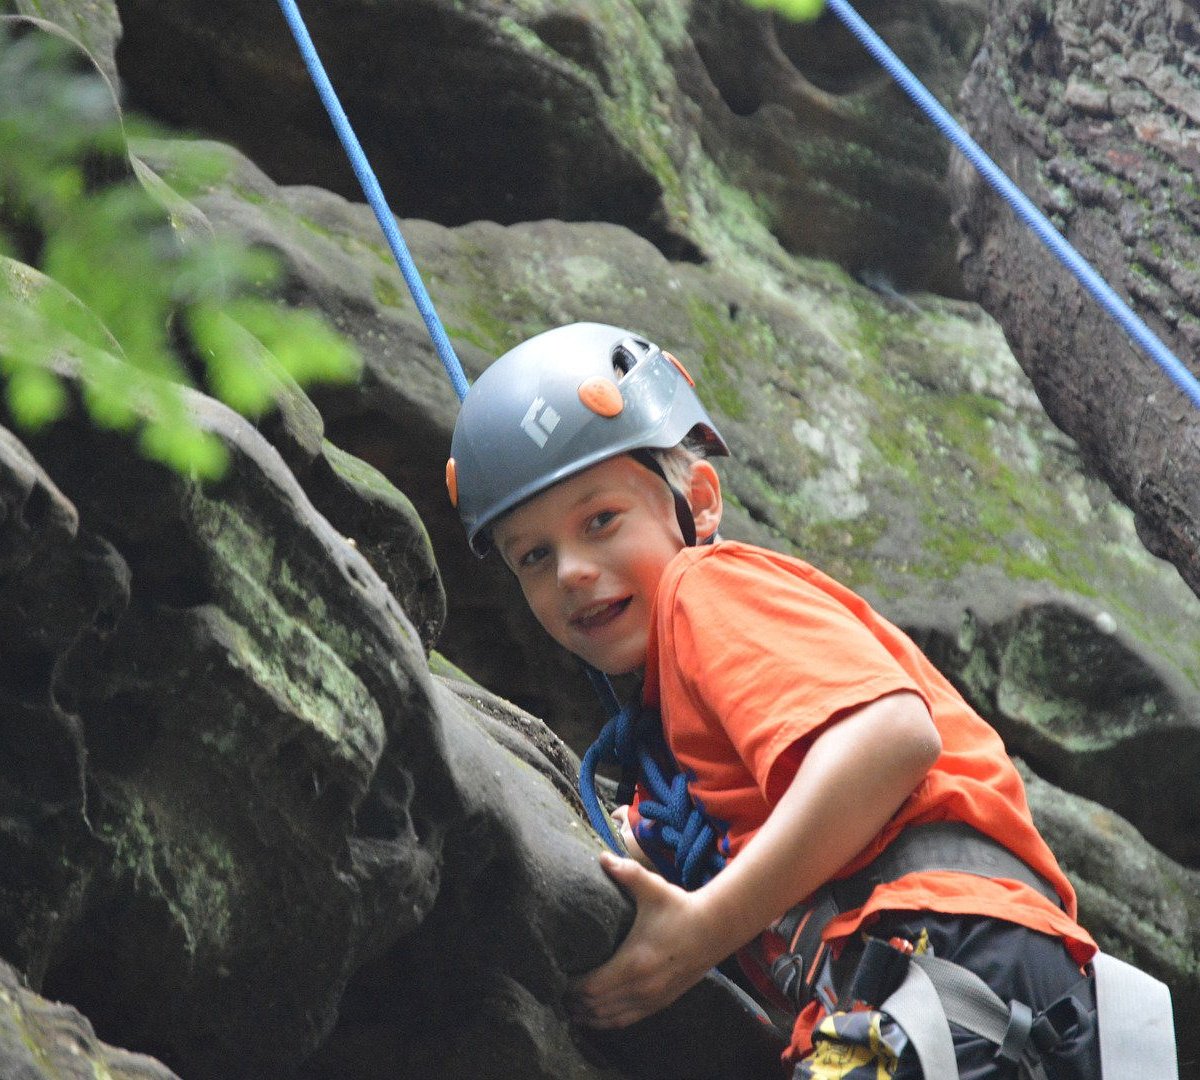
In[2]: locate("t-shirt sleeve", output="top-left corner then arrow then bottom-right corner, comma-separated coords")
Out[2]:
664,550 -> 925,801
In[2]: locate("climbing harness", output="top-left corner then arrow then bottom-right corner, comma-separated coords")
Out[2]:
743,821 -> 1178,1079
274,2 -> 1181,1071
745,822 -> 1066,1017
754,824 -> 1062,1011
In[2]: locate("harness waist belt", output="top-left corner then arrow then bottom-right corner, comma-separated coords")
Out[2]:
828,821 -> 1063,912
765,822 -> 1064,1012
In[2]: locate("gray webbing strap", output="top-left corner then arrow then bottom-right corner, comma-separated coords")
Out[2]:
881,954 -> 1053,1080
1093,952 -> 1178,1080
913,954 -> 1050,1080
876,957 -> 958,1079
911,954 -> 1010,1043
887,951 -> 1181,1080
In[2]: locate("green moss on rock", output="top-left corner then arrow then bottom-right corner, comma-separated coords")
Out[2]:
97,790 -> 236,956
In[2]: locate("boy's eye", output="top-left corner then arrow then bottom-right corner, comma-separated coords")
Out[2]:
587,509 -> 618,532
517,544 -> 550,570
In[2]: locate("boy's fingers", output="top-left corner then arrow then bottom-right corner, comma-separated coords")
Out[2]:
599,852 -> 661,898
569,854 -> 701,1027
599,850 -> 635,879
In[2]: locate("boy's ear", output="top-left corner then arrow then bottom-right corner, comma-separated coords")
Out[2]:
687,459 -> 722,541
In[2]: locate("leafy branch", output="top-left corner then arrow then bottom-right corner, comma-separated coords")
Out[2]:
0,25 -> 360,477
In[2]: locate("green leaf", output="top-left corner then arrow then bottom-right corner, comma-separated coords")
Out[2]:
188,302 -> 276,415
742,0 -> 827,20
140,419 -> 229,479
82,375 -> 139,431
230,299 -> 361,387
4,366 -> 68,430
0,27 -> 361,480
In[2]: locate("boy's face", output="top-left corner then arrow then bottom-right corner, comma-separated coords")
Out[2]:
492,455 -> 687,675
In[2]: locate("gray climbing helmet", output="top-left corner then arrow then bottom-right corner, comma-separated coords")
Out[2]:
447,322 -> 729,556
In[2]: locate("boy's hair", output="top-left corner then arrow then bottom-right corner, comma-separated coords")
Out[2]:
648,440 -> 705,493
647,437 -> 721,545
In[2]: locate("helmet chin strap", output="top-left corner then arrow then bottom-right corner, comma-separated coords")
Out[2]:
629,450 -> 710,548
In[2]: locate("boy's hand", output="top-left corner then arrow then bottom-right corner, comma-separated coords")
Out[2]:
612,804 -> 653,868
569,852 -> 724,1028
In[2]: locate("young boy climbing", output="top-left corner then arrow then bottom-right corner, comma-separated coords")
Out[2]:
446,322 -> 1103,1078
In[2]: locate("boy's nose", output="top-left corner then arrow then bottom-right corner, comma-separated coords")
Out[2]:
557,548 -> 599,588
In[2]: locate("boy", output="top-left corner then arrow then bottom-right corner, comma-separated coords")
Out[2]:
446,322 -> 1101,1078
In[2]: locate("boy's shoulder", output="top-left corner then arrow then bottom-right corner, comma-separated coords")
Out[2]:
670,538 -> 818,578
660,540 -> 879,631
662,539 -> 825,603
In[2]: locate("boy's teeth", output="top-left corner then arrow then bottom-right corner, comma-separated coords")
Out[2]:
575,598 -> 628,626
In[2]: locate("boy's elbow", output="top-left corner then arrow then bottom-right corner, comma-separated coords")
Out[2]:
918,722 -> 942,771
908,697 -> 942,770
889,691 -> 941,774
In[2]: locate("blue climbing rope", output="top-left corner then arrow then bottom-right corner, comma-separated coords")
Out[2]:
274,0 -> 470,403
825,0 -> 1200,412
578,668 -> 726,890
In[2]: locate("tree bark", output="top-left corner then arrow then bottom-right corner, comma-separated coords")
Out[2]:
952,0 -> 1200,598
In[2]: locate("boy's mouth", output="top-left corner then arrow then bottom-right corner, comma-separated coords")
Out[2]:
570,597 -> 632,631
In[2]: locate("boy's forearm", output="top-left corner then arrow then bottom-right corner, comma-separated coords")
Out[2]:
688,691 -> 941,962
569,691 -> 940,1030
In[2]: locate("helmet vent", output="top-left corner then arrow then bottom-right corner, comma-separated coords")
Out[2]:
611,344 -> 636,376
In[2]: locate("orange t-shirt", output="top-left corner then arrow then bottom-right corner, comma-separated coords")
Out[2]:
640,542 -> 1096,1050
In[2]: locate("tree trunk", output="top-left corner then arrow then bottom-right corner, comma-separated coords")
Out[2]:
952,0 -> 1200,598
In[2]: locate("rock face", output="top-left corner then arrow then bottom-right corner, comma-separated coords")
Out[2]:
1,1 -> 1199,1078
4,392 -> 455,1076
111,0 -> 983,290
0,369 -> 781,1080
0,957 -> 181,1080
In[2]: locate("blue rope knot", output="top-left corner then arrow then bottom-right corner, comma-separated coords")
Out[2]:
578,681 -> 725,890
636,762 -> 725,890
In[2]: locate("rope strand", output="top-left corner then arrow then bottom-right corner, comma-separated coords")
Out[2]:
275,0 -> 470,402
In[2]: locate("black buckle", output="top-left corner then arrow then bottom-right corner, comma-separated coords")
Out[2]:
846,937 -> 913,1007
